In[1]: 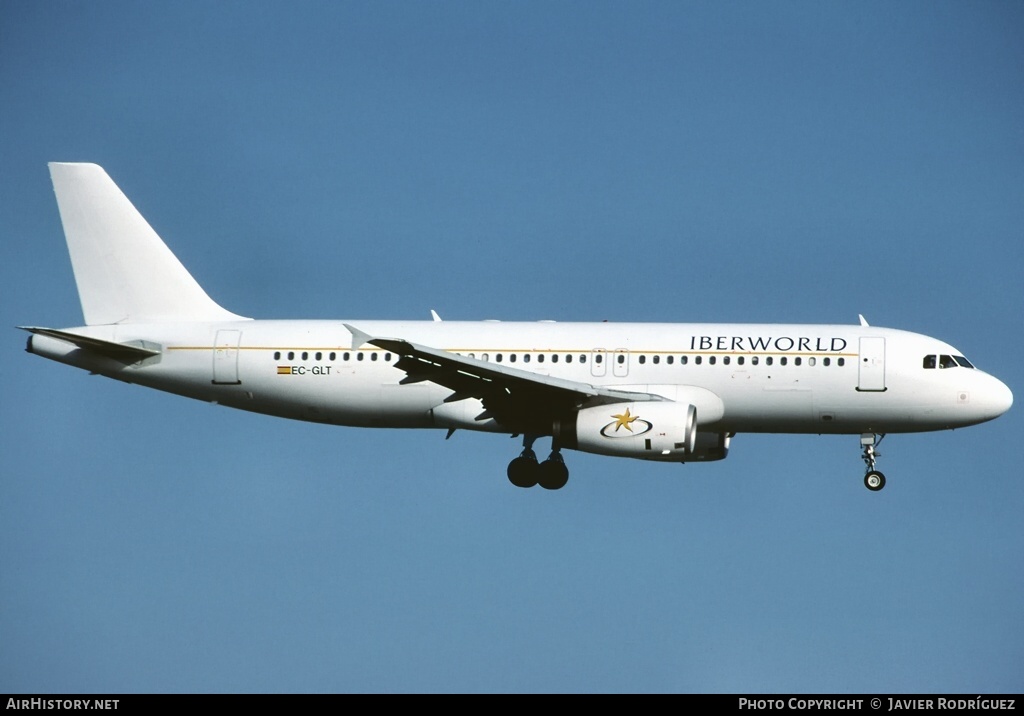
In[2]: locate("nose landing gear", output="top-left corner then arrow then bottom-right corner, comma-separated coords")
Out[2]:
507,435 -> 570,490
861,433 -> 886,491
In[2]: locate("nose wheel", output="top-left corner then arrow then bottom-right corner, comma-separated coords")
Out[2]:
864,470 -> 886,491
507,435 -> 570,490
861,433 -> 886,491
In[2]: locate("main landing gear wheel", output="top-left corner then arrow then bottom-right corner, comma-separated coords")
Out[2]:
507,449 -> 539,488
538,451 -> 569,491
864,470 -> 886,492
507,436 -> 570,490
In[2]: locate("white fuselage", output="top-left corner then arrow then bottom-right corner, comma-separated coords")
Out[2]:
28,319 -> 1013,441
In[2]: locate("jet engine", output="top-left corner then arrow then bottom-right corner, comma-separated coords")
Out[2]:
554,401 -> 697,461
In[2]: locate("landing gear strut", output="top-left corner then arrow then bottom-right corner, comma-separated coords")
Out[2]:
507,435 -> 570,490
861,433 -> 886,491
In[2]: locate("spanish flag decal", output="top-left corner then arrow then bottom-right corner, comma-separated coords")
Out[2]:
277,366 -> 292,375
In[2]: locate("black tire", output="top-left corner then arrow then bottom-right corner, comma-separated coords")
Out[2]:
537,460 -> 569,490
864,470 -> 886,491
507,456 -> 539,488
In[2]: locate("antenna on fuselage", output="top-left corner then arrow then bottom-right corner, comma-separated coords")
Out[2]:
858,314 -> 869,327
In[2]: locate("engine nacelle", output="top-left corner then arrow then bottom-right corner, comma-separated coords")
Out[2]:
685,431 -> 732,462
554,401 -> 697,461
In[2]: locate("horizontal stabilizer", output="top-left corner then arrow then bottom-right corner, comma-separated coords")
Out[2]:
19,326 -> 160,362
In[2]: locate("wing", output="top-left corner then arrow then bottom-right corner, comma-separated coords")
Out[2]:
345,324 -> 665,435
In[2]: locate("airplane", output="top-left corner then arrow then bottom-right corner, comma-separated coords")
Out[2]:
21,163 -> 1013,491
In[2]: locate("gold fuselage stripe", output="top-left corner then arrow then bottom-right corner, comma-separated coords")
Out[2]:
168,346 -> 858,358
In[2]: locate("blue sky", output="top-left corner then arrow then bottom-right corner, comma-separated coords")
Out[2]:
2,1 -> 1022,693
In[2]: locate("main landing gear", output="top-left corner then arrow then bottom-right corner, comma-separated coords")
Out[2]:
861,433 -> 886,491
507,435 -> 569,490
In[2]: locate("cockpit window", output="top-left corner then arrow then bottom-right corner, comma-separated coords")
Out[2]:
925,354 -> 975,369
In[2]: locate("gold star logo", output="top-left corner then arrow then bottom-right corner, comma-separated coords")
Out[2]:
610,408 -> 639,433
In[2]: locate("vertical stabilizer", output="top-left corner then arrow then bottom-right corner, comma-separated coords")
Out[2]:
48,163 -> 248,325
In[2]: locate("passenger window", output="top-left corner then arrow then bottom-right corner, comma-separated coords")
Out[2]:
496,354 -> 503,363
838,358 -> 845,367
481,353 -> 489,362
371,353 -> 378,361
766,357 -> 773,366
510,354 -> 517,363
288,351 -> 295,360
329,352 -> 336,361
315,352 -> 322,361
564,355 -> 571,363
653,355 -> 660,365
667,356 -> 674,365
617,354 -> 625,364
551,354 -> 558,363
823,357 -> 830,366
537,354 -> 544,363
737,356 -> 744,366
343,352 -> 350,361
709,356 -> 716,365
639,355 -> 646,365
579,355 -> 586,364
301,352 -> 308,361
385,353 -> 391,361
595,355 -> 602,364
751,356 -> 759,366
808,357 -> 815,366
695,356 -> 702,365
780,357 -> 787,366
274,351 -> 281,360
357,352 -> 364,361
523,354 -> 530,363
794,357 -> 801,366
723,356 -> 730,365
680,356 -> 688,365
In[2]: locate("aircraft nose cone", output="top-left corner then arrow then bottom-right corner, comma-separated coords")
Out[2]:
992,378 -> 1013,417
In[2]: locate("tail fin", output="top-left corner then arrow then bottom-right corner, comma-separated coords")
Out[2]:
48,163 -> 248,325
